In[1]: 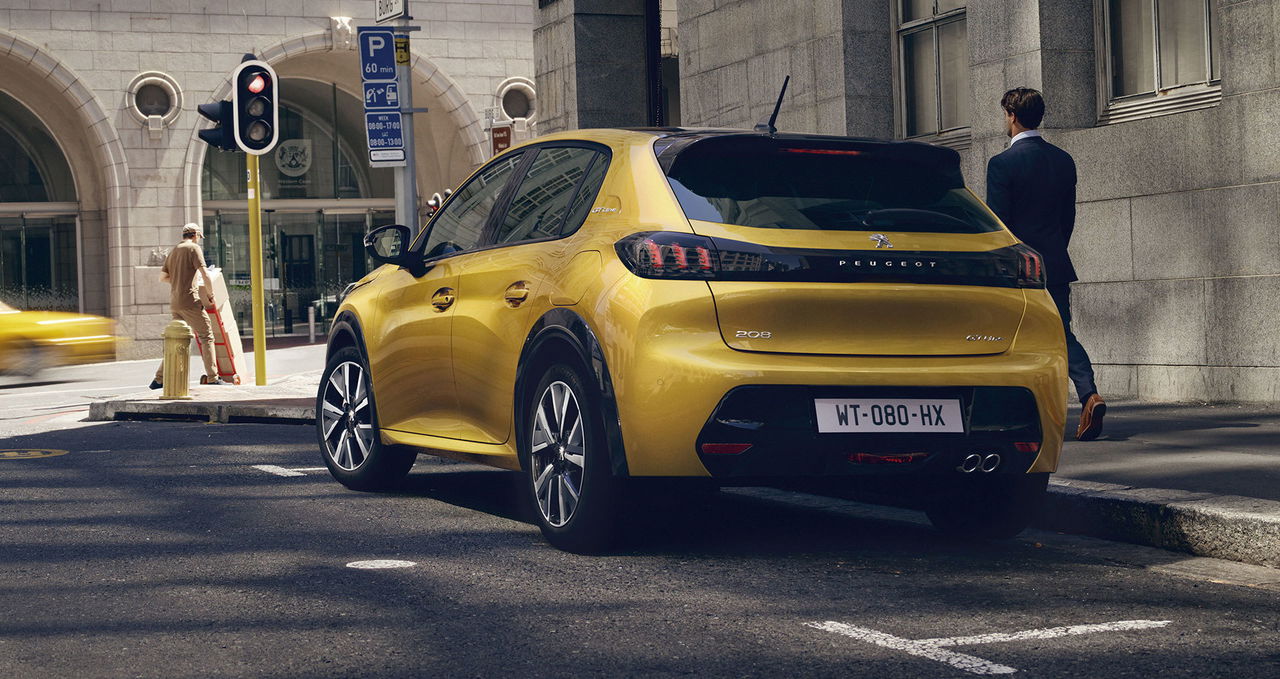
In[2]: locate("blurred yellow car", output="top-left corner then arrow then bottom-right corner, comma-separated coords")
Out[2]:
0,301 -> 117,376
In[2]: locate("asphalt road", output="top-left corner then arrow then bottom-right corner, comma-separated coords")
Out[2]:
2,420 -> 1279,678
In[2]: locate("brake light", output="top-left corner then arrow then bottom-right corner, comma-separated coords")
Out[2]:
848,452 -> 929,464
616,232 -> 721,279
1011,243 -> 1045,289
701,443 -> 753,455
1013,442 -> 1040,453
780,148 -> 863,156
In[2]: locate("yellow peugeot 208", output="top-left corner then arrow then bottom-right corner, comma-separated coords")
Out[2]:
317,128 -> 1067,552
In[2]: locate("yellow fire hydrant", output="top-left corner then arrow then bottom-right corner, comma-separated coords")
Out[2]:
159,319 -> 194,400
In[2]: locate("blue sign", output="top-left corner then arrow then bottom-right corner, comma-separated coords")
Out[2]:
365,112 -> 405,163
358,27 -> 397,82
363,82 -> 401,111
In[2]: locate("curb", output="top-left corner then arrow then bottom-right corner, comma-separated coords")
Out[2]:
1039,478 -> 1280,569
88,399 -> 314,425
88,398 -> 1280,570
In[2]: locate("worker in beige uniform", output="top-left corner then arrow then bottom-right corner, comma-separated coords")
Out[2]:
150,223 -> 226,389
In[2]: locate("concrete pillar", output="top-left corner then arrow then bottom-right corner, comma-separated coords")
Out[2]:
535,0 -> 649,133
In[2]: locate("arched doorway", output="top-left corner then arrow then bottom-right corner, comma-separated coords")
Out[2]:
0,92 -> 80,312
192,37 -> 486,339
0,30 -> 126,320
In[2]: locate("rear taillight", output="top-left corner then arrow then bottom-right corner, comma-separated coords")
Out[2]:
616,232 -> 720,279
1010,243 -> 1045,289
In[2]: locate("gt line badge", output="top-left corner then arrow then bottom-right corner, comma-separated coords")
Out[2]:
870,233 -> 894,249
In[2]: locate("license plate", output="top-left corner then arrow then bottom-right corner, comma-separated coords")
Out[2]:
814,398 -> 964,433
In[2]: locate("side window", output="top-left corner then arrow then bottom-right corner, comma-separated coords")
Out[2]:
558,153 -> 608,237
421,152 -> 524,259
492,147 -> 601,245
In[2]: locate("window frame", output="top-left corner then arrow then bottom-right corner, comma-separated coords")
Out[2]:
893,1 -> 971,149
410,140 -> 612,265
1095,0 -> 1222,125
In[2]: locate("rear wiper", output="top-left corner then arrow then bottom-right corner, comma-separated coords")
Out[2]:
853,208 -> 972,230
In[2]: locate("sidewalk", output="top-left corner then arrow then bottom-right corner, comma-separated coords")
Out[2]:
88,379 -> 1280,569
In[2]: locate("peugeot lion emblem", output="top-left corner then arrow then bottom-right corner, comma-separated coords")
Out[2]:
870,233 -> 894,249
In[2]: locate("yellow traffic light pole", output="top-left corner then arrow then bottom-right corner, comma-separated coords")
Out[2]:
246,153 -> 266,386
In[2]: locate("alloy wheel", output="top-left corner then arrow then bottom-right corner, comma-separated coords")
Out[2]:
530,380 -> 586,527
320,361 -> 375,471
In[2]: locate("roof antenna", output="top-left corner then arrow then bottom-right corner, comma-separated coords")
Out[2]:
754,75 -> 790,134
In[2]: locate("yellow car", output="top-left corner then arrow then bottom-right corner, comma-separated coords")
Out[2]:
0,302 -> 117,376
317,129 -> 1067,552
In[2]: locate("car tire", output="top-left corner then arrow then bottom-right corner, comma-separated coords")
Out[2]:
522,361 -> 619,554
925,473 -> 1049,539
317,345 -> 415,491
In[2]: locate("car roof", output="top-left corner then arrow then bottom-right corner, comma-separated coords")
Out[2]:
512,127 -> 960,173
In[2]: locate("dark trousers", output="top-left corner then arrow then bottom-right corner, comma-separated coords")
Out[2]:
1047,284 -> 1098,403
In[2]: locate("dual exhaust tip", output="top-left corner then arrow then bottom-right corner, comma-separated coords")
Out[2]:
960,453 -> 1001,473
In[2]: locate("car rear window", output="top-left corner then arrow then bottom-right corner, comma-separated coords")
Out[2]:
662,136 -> 1001,234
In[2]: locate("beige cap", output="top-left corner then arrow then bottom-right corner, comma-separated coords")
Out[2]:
182,223 -> 203,236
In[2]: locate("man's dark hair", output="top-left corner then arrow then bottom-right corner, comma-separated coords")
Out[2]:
1001,87 -> 1045,129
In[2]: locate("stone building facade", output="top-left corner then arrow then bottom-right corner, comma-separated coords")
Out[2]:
539,0 -> 1280,403
0,0 -> 537,357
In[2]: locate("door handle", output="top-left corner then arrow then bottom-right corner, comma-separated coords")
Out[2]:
431,287 -> 455,312
503,281 -> 530,308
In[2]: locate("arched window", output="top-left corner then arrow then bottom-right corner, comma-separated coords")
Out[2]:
0,92 -> 78,311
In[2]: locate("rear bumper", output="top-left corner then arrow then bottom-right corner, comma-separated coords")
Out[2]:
695,385 -> 1041,479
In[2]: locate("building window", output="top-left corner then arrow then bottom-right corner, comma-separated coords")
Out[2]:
897,1 -> 969,143
1100,0 -> 1221,124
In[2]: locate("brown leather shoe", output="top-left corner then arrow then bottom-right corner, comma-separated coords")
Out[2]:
1076,393 -> 1106,441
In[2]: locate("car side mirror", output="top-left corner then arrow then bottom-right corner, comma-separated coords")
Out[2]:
364,224 -> 410,265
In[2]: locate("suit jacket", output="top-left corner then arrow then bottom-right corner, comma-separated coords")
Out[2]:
985,135 -> 1079,285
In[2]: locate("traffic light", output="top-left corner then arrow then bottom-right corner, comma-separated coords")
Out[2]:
232,60 -> 279,155
196,100 -> 235,151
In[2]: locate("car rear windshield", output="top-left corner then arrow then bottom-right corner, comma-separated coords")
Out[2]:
662,136 -> 1002,234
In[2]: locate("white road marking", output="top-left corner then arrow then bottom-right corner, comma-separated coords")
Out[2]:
346,560 -> 416,569
808,619 -> 1173,675
920,619 -> 1173,647
291,467 -> 328,472
253,465 -> 306,477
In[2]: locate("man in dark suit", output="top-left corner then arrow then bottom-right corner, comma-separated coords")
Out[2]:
986,87 -> 1105,441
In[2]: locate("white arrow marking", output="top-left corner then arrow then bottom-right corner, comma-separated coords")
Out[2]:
808,619 -> 1172,675
252,465 -> 330,476
921,619 -> 1173,647
253,465 -> 305,477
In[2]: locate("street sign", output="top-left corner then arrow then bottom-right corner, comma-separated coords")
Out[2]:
491,124 -> 513,156
358,27 -> 397,82
363,82 -> 401,111
375,0 -> 409,23
366,112 -> 406,164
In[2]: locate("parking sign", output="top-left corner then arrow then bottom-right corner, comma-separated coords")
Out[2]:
358,26 -> 404,166
358,27 -> 397,82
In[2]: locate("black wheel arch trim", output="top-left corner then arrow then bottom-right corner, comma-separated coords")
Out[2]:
327,310 -> 370,363
516,308 -> 629,477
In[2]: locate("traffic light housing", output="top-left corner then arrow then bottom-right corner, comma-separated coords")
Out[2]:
232,60 -> 279,155
196,100 -> 235,151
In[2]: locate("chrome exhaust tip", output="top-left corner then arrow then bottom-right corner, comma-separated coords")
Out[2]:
981,453 -> 1002,473
960,453 -> 982,473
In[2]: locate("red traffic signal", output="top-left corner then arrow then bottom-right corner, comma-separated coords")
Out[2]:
232,60 -> 279,155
